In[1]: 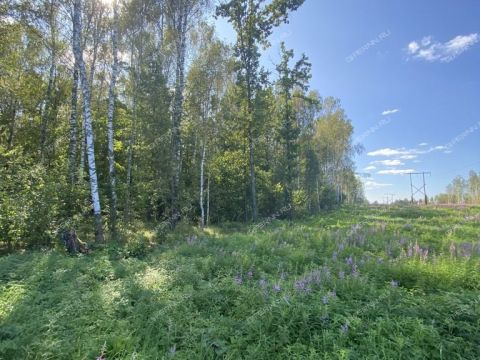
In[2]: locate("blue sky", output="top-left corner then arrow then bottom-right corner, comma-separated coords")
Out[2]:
214,0 -> 480,203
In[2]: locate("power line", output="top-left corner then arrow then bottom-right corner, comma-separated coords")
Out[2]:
408,172 -> 430,205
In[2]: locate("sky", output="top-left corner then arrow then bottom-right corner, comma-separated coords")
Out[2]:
213,0 -> 480,203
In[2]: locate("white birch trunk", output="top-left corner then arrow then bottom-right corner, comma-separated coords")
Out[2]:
68,63 -> 78,184
200,141 -> 206,228
72,0 -> 104,242
206,172 -> 210,226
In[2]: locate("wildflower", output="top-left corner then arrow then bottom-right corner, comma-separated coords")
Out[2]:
332,251 -> 338,261
390,280 -> 399,287
340,323 -> 349,334
247,270 -> 254,278
339,271 -> 345,279
280,271 -> 287,280
294,279 -> 311,293
421,249 -> 428,261
234,274 -> 243,285
259,278 -> 267,287
346,256 -> 353,265
169,344 -> 176,354
328,290 -> 337,298
310,270 -> 321,284
414,242 -> 421,256
407,246 -> 413,257
273,283 -> 281,292
322,296 -> 329,305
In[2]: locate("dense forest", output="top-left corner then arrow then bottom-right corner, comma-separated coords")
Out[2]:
0,0 -> 364,249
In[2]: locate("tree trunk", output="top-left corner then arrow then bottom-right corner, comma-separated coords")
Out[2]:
72,0 -> 104,242
170,8 -> 187,224
206,172 -> 210,226
40,1 -> 57,163
248,125 -> 258,221
7,100 -> 17,150
107,0 -> 119,237
79,117 -> 86,180
199,140 -> 206,228
68,63 -> 79,185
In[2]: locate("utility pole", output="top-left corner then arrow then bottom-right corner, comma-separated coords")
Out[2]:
408,172 -> 431,205
385,193 -> 395,205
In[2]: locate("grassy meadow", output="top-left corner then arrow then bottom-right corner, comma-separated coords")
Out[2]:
1,205 -> 480,359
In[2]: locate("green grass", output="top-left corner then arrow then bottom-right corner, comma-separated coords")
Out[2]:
1,205 -> 480,359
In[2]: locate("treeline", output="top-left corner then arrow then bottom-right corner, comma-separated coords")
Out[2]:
435,171 -> 480,204
0,0 -> 364,249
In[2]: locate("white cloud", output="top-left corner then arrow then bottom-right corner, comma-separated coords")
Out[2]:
364,180 -> 393,190
368,145 -> 447,157
363,165 -> 377,171
381,109 -> 399,116
399,154 -> 417,160
373,159 -> 404,166
406,33 -> 479,63
378,169 -> 415,175
367,148 -> 411,157
408,41 -> 419,53
418,142 -> 428,146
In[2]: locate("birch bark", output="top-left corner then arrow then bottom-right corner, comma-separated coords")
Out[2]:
72,0 -> 104,242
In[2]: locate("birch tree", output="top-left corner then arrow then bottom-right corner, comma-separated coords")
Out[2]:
67,63 -> 78,185
185,25 -> 229,228
72,0 -> 104,242
166,0 -> 209,223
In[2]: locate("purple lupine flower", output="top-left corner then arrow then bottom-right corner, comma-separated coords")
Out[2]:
407,245 -> 413,257
399,237 -> 407,245
346,256 -> 353,265
322,266 -> 331,276
328,290 -> 337,298
332,252 -> 338,261
421,249 -> 428,261
311,270 -> 321,284
273,283 -> 281,292
340,323 -> 349,334
322,296 -> 329,305
294,280 -> 307,291
461,243 -> 473,257
247,270 -> 254,278
280,272 -> 287,280
390,280 -> 399,287
259,278 -> 267,287
234,274 -> 243,285
351,264 -> 360,278
169,344 -> 176,354
339,271 -> 345,279
338,243 -> 345,251
414,242 -> 421,256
